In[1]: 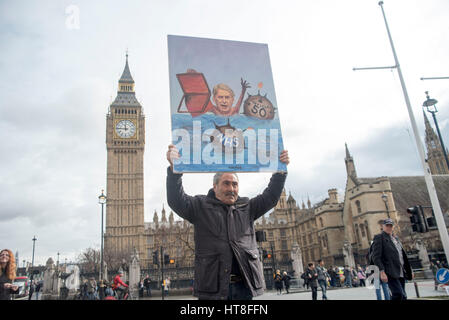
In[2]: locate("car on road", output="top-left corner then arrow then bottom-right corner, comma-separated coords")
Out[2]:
12,276 -> 29,299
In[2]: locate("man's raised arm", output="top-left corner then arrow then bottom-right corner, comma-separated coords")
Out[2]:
166,144 -> 196,223
249,150 -> 289,220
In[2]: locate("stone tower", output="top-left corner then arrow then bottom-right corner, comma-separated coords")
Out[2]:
104,53 -> 146,263
424,111 -> 449,175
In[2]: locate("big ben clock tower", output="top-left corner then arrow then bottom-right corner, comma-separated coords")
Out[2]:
105,53 -> 146,264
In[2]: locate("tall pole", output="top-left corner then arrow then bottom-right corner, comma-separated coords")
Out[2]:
31,236 -> 37,279
377,1 -> 449,262
161,246 -> 164,300
98,190 -> 107,281
101,201 -> 104,280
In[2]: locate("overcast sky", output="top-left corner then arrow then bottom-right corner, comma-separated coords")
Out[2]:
1,0 -> 448,266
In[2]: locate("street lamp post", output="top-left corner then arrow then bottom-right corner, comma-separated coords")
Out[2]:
98,190 -> 107,281
31,236 -> 37,279
422,91 -> 449,172
381,193 -> 390,219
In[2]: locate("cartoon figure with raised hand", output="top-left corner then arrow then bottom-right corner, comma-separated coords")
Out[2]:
176,69 -> 250,117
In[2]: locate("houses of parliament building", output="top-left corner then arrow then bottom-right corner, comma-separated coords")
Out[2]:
104,56 -> 449,278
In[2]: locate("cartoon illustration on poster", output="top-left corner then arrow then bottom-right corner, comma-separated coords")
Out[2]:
168,35 -> 286,173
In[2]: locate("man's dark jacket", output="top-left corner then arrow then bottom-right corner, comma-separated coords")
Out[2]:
166,168 -> 287,300
372,231 -> 412,280
304,268 -> 318,288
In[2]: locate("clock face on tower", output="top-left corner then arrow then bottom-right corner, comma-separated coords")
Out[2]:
115,119 -> 136,138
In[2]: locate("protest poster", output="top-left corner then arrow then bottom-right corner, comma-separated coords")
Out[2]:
168,35 -> 286,173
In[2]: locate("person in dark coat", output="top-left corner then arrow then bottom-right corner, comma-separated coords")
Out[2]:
282,271 -> 291,294
372,218 -> 413,300
143,275 -> 152,297
274,270 -> 283,295
166,144 -> 289,300
0,249 -> 19,300
305,263 -> 318,300
28,280 -> 35,300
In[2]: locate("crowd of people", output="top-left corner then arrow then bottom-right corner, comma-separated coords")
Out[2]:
77,273 -> 169,300
299,263 -> 369,299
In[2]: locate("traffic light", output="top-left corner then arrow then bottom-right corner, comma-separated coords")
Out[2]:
152,250 -> 159,265
267,253 -> 272,259
164,253 -> 170,265
407,206 -> 428,233
262,249 -> 268,259
169,259 -> 175,264
426,208 -> 437,229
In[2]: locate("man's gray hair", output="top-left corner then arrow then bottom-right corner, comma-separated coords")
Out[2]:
213,172 -> 239,185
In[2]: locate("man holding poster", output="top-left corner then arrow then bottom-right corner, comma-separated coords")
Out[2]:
166,35 -> 289,299
166,144 -> 289,300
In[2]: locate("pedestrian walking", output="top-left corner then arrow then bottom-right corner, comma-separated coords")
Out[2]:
305,263 -> 318,300
35,280 -> 42,300
357,266 -> 366,287
138,279 -> 144,298
274,270 -> 283,295
104,279 -> 114,297
301,272 -> 309,289
164,277 -> 171,296
316,259 -> 328,300
98,279 -> 106,300
0,249 -> 19,300
351,267 -> 359,287
166,144 -> 289,300
372,218 -> 413,300
282,271 -> 291,294
343,266 -> 352,288
87,277 -> 97,300
375,277 -> 391,300
28,280 -> 36,300
328,266 -> 336,287
143,275 -> 152,297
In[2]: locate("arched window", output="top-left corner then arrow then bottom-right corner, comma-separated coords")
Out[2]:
355,224 -> 361,243
355,200 -> 362,214
361,224 -> 366,237
319,217 -> 324,228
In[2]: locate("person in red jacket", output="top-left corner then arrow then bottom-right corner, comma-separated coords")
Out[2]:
113,272 -> 128,300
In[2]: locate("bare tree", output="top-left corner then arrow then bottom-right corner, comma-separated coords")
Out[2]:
76,247 -> 100,274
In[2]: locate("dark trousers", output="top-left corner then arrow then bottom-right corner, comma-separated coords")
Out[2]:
228,281 -> 252,300
311,286 -> 318,300
387,277 -> 407,300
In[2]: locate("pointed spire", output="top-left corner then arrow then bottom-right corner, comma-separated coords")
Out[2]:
153,210 -> 159,226
169,211 -> 174,225
119,51 -> 134,84
344,143 -> 357,178
161,204 -> 167,223
345,143 -> 351,159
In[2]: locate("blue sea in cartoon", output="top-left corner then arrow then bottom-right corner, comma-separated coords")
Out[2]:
171,113 -> 287,173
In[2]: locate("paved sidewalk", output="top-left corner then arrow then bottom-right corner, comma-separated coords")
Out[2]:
141,280 -> 448,300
